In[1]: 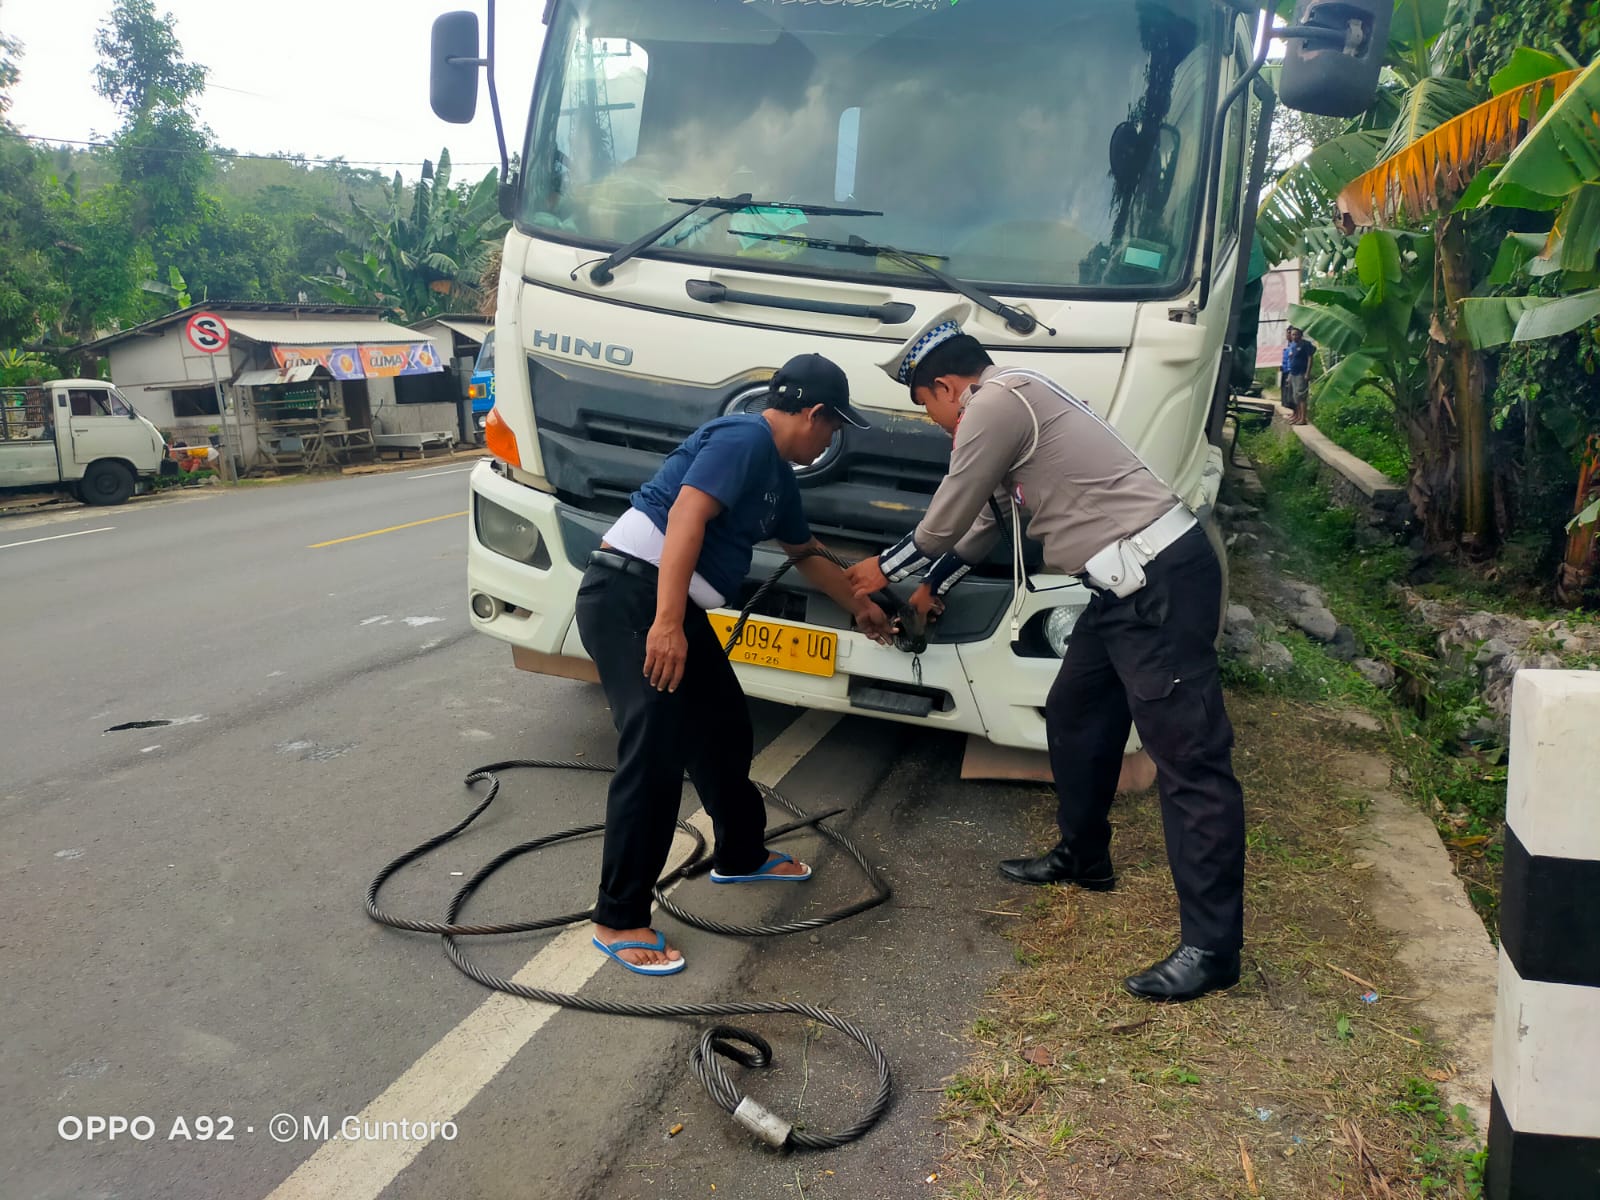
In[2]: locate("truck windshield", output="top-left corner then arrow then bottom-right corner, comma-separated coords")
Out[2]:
523,0 -> 1215,293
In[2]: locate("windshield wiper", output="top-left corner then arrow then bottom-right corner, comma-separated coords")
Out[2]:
841,235 -> 1056,337
689,226 -> 1051,337
669,197 -> 884,218
730,229 -> 949,262
587,195 -> 882,286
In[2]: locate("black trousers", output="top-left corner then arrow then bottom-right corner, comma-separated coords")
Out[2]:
574,561 -> 769,931
1045,525 -> 1246,953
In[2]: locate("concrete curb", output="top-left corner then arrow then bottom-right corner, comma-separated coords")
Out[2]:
340,448 -> 488,477
1349,758 -> 1498,1134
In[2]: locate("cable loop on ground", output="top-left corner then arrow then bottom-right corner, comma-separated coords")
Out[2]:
366,759 -> 894,1151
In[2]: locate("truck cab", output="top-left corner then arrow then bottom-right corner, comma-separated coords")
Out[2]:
0,380 -> 172,505
468,331 -> 496,433
429,0 -> 1386,751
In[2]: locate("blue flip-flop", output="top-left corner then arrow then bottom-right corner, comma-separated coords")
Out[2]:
710,851 -> 813,884
592,930 -> 686,976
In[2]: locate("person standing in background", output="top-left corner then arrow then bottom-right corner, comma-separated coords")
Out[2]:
1282,327 -> 1316,426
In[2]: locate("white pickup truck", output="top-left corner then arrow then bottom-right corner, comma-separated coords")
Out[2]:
0,379 -> 174,506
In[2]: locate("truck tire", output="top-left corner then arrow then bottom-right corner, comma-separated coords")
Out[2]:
81,460 -> 135,506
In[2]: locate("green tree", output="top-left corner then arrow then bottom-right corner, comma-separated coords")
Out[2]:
0,6 -> 19,124
93,0 -> 211,266
0,13 -> 69,346
310,149 -> 508,320
48,177 -> 152,352
93,0 -> 206,120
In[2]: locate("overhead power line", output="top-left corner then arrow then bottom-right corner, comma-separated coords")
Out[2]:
11,132 -> 501,169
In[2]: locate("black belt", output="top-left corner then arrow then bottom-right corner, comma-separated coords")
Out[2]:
589,548 -> 659,583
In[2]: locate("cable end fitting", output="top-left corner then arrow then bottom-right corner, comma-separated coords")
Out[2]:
732,1097 -> 792,1149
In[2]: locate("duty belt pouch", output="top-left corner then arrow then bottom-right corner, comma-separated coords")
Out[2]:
1083,538 -> 1148,598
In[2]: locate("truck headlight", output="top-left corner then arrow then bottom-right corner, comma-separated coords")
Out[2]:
1044,606 -> 1085,657
474,495 -> 552,568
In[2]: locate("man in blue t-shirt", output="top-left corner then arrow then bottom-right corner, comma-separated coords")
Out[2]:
575,354 -> 892,975
1281,327 -> 1316,426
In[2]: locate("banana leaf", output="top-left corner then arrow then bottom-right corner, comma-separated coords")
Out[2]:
1309,349 -> 1381,405
1487,58 -> 1600,202
1257,132 -> 1385,265
1356,228 -> 1404,309
1486,232 -> 1548,284
1553,183 -> 1600,273
1288,300 -> 1370,357
1341,72 -> 1575,223
1374,76 -> 1483,163
1489,49 -> 1570,96
1458,289 -> 1600,348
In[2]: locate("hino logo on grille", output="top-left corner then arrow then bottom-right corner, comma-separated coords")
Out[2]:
530,329 -> 634,366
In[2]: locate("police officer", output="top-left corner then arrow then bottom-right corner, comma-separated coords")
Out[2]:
576,353 -> 891,976
846,306 -> 1247,1002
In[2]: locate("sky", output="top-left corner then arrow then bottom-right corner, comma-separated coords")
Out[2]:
3,0 -> 547,181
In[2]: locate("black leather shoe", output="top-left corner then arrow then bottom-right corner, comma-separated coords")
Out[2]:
1123,944 -> 1241,1002
997,844 -> 1115,890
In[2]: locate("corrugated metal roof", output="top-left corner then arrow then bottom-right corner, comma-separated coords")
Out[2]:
236,364 -> 321,386
77,301 -> 389,352
429,318 -> 492,343
225,317 -> 431,346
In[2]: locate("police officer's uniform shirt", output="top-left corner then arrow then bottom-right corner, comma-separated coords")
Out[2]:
623,413 -> 811,605
880,366 -> 1175,589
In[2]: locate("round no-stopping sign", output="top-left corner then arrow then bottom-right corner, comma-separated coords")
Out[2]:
185,312 -> 231,354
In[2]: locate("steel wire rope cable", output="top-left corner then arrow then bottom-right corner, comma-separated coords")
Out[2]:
366,549 -> 902,1150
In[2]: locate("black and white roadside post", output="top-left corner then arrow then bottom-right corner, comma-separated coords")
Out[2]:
1489,670 -> 1600,1198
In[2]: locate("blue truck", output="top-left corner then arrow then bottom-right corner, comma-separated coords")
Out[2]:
467,330 -> 495,433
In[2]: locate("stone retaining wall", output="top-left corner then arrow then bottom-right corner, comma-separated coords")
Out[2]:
1291,423 -> 1415,538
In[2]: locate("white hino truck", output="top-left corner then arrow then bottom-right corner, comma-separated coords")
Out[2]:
429,0 -> 1387,750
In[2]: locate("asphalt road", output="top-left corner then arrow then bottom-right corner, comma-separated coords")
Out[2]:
1,469 -> 1044,1200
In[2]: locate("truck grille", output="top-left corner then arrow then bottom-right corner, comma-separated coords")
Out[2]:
530,353 -> 954,543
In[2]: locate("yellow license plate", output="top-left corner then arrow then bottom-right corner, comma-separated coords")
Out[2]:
708,614 -> 837,679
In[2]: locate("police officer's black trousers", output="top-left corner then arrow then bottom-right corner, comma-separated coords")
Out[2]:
575,561 -> 770,931
1044,526 -> 1246,953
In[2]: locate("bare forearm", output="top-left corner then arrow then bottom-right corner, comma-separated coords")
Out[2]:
795,543 -> 859,611
657,508 -> 708,624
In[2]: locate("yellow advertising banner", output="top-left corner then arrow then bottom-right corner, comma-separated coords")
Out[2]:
270,342 -> 442,380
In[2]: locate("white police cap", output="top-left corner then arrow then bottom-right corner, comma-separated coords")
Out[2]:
877,301 -> 975,388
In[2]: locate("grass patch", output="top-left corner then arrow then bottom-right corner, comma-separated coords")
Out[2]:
1234,426 -> 1515,930
939,691 -> 1483,1198
1312,384 -> 1410,481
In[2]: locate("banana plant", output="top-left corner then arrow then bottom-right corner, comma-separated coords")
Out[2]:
1331,56 -> 1589,550
1257,0 -> 1484,269
1454,57 -> 1600,349
1289,229 -> 1452,532
1289,228 -> 1434,418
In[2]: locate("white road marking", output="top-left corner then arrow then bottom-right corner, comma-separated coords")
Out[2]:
0,526 -> 115,551
259,709 -> 841,1200
407,467 -> 475,479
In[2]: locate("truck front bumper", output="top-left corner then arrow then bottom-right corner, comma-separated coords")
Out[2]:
465,460 -> 1106,752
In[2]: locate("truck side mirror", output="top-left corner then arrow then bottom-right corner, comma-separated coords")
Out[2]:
1278,0 -> 1392,118
431,12 -> 483,124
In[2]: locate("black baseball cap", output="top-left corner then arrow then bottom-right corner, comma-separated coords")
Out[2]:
768,353 -> 871,429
